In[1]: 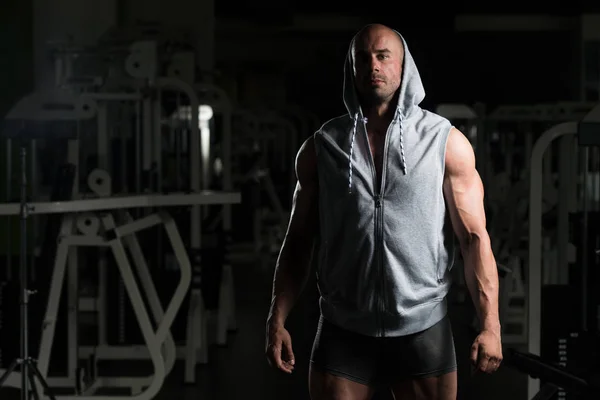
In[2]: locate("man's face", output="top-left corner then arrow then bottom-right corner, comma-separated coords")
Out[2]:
352,27 -> 404,106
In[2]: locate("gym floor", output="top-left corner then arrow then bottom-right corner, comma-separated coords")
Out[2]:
2,259 -> 528,399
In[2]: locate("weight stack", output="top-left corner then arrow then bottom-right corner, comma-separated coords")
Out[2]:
541,285 -> 583,400
553,333 -> 586,400
572,211 -> 600,337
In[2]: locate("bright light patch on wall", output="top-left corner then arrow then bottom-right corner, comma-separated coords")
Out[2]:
171,105 -> 213,123
199,105 -> 213,185
171,105 -> 215,186
199,105 -> 213,122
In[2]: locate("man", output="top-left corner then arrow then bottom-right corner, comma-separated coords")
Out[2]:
265,24 -> 503,400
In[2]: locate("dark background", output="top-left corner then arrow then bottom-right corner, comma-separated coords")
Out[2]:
1,1 -> 599,399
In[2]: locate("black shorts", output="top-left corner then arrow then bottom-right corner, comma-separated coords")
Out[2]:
310,314 -> 457,386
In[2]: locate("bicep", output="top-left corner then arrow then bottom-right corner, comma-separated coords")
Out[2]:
443,128 -> 487,245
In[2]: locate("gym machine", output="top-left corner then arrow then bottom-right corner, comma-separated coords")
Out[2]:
486,103 -> 596,346
0,87 -> 241,398
229,108 -> 286,263
0,187 -> 240,400
504,348 -> 600,400
49,39 -> 240,385
165,82 -> 238,383
158,47 -> 239,358
438,102 -> 598,347
257,112 -> 298,205
528,102 -> 600,399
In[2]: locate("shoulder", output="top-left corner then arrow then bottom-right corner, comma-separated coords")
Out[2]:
312,114 -> 355,153
316,114 -> 353,138
417,108 -> 453,129
408,108 -> 453,144
444,127 -> 476,175
297,113 -> 351,171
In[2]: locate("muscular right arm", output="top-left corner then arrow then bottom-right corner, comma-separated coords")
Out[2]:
267,135 -> 319,328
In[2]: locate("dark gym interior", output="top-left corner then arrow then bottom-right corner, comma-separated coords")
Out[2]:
1,1 -> 600,399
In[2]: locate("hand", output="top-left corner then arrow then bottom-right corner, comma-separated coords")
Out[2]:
265,321 -> 295,373
470,329 -> 503,374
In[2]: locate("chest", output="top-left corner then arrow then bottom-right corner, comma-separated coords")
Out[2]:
316,120 -> 448,199
366,129 -> 387,175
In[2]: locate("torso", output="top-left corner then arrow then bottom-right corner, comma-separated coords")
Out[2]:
367,126 -> 388,190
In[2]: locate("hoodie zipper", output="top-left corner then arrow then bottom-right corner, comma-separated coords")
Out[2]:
362,118 -> 393,337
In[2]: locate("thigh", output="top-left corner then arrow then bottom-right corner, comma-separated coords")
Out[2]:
309,316 -> 379,400
383,316 -> 458,400
309,365 -> 376,400
389,371 -> 457,400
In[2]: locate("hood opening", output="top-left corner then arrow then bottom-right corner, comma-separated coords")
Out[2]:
345,27 -> 420,189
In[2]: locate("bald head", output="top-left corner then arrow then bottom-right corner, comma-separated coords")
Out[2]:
352,24 -> 404,108
353,24 -> 404,55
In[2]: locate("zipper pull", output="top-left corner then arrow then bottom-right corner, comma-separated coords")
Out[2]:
374,195 -> 382,208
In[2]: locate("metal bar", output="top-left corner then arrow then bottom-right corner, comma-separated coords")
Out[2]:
582,147 -> 589,332
529,121 -> 578,398
0,192 -> 241,216
84,93 -> 142,101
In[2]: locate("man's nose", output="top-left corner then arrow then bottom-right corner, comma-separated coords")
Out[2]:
368,57 -> 381,73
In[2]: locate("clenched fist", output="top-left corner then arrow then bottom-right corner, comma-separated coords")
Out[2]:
471,329 -> 503,374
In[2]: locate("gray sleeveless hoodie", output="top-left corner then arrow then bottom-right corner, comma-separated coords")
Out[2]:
314,30 -> 456,337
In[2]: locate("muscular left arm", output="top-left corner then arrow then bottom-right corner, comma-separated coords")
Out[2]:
443,128 -> 500,334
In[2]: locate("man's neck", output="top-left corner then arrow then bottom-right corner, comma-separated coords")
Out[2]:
364,101 -> 396,127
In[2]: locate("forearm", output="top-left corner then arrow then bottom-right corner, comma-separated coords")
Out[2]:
267,239 -> 314,327
462,233 -> 501,333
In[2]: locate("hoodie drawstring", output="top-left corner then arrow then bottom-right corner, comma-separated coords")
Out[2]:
348,112 -> 407,194
398,115 -> 407,175
348,113 -> 367,193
